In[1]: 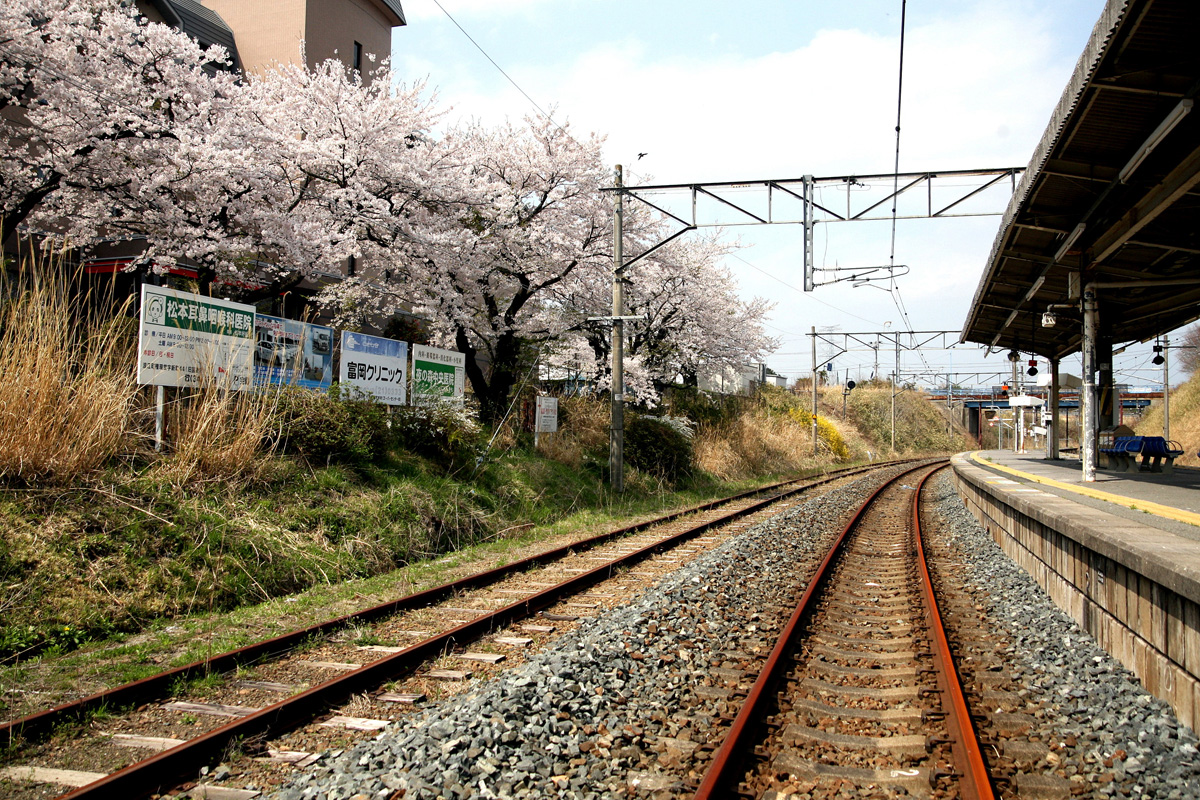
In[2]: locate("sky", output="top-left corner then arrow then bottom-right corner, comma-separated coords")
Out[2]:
387,0 -> 1182,392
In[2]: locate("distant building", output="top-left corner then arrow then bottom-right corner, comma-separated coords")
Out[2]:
699,363 -> 787,395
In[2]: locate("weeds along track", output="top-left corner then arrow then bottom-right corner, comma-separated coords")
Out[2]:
694,462 -> 995,800
0,461 -> 909,800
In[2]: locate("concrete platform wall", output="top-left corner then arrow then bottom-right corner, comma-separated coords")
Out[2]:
951,456 -> 1200,733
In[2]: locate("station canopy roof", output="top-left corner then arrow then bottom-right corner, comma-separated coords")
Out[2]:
961,0 -> 1200,360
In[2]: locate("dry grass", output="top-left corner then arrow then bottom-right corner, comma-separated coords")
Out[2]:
0,260 -> 139,483
536,396 -> 609,468
158,378 -> 283,484
1135,370 -> 1200,467
694,406 -> 836,481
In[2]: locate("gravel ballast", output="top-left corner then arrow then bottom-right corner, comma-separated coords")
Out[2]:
269,466 -> 1200,799
928,472 -> 1200,799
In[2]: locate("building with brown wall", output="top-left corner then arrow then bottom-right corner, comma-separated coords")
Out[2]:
200,0 -> 405,77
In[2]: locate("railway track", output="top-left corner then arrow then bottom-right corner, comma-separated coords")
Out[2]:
0,461 -> 907,800
693,461 -> 995,799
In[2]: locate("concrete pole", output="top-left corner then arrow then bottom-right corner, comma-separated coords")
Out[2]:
610,165 -> 625,492
155,384 -> 165,452
1048,358 -> 1060,459
1010,356 -> 1020,453
1082,284 -> 1098,482
891,334 -> 899,453
811,326 -> 819,456
1163,335 -> 1171,441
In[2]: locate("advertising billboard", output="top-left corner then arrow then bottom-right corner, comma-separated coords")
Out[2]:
339,331 -> 408,405
410,344 -> 466,405
253,314 -> 334,391
137,285 -> 254,389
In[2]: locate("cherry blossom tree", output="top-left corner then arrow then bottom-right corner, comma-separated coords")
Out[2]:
0,0 -> 238,252
561,232 -> 777,402
241,59 -> 445,281
385,117 -> 615,425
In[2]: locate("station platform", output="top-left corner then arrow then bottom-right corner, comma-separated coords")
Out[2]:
963,449 -> 1200,541
950,450 -> 1200,732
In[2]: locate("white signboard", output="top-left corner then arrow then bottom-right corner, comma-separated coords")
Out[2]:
1008,394 -> 1044,407
410,344 -> 466,405
535,396 -> 559,433
137,285 -> 254,389
339,331 -> 407,405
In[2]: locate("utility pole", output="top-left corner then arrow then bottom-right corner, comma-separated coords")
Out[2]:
610,165 -> 625,492
1163,335 -> 1171,441
890,334 -> 900,453
811,326 -> 819,456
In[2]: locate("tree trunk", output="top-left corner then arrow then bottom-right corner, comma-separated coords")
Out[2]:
456,326 -> 521,427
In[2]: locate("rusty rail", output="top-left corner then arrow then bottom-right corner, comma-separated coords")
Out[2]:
692,461 -> 939,798
913,465 -> 996,800
43,462 -> 904,800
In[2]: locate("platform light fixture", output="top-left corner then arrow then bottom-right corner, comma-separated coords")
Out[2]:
1054,223 -> 1086,262
1118,98 -> 1194,183
1042,311 -> 1057,328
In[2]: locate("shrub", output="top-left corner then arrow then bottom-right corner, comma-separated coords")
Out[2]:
273,384 -> 390,463
391,403 -> 484,472
625,414 -> 694,484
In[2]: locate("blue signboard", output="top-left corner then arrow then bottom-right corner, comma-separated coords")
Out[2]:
252,314 -> 334,391
339,330 -> 408,405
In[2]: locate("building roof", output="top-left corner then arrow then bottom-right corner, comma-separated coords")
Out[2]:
960,0 -> 1200,358
147,0 -> 242,71
378,0 -> 407,26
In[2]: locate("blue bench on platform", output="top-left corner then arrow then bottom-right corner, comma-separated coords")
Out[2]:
1100,435 -> 1185,474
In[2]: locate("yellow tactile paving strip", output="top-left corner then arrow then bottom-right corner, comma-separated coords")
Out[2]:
966,451 -> 1200,529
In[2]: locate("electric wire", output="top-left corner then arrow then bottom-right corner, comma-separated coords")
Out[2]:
730,254 -> 886,327
428,0 -> 573,141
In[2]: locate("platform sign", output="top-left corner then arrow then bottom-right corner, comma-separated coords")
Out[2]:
339,331 -> 407,405
535,396 -> 559,433
253,315 -> 334,391
410,344 -> 465,405
137,285 -> 254,389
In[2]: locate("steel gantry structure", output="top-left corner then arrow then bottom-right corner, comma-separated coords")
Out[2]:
598,168 -> 1023,488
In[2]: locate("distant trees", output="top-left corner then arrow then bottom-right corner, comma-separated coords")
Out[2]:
1,0 -> 774,423
1177,325 -> 1200,375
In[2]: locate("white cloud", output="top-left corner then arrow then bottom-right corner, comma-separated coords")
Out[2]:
401,0 -> 560,23
399,2 -> 1093,374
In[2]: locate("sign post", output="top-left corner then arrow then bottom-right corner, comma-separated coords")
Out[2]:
410,344 -> 466,405
137,285 -> 255,390
534,396 -> 559,448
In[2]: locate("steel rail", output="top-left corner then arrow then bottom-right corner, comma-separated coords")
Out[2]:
692,461 -> 940,799
49,462 -> 906,800
913,465 -> 996,800
1,460 -> 898,749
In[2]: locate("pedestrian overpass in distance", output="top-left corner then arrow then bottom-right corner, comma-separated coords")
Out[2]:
958,0 -> 1200,480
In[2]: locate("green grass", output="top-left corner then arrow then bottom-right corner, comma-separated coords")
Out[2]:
0,444 -> 798,718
